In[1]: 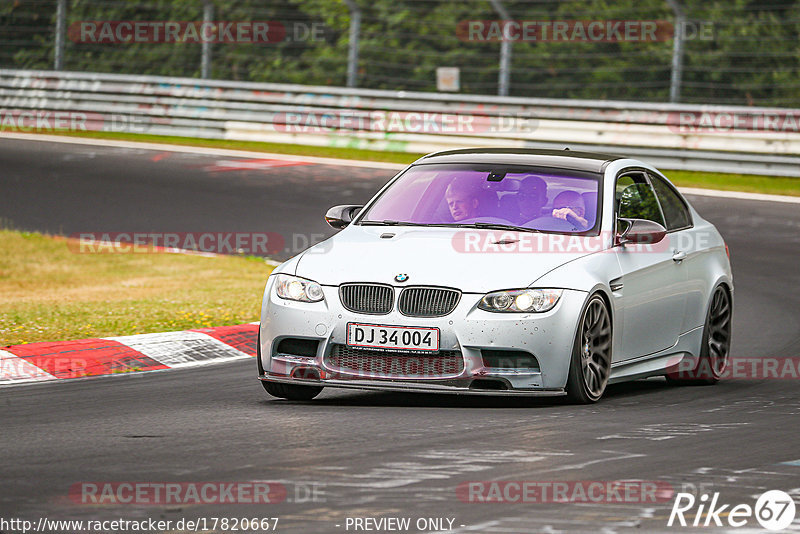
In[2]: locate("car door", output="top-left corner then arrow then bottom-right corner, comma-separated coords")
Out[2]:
647,171 -> 704,334
612,170 -> 688,360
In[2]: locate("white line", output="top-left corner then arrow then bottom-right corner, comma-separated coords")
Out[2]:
4,132 -> 799,203
680,186 -> 800,204
0,132 -> 406,170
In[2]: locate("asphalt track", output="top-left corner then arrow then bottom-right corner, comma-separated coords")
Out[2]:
2,138 -> 800,533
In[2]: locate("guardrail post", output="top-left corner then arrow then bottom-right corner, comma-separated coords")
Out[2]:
489,0 -> 512,96
201,0 -> 214,79
344,0 -> 361,87
667,0 -> 685,103
54,0 -> 67,70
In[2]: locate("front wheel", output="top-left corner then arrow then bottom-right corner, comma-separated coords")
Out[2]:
257,331 -> 323,400
262,380 -> 323,401
566,295 -> 612,404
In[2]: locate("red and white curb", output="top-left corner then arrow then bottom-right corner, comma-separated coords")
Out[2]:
0,323 -> 258,386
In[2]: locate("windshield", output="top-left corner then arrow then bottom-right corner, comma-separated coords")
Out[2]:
359,163 -> 601,234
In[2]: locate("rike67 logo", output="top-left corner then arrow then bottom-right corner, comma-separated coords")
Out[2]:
668,490 -> 796,530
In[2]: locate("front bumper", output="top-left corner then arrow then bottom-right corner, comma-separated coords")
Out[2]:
259,279 -> 587,394
258,373 -> 566,396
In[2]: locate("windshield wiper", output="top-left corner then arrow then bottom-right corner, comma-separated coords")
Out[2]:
360,220 -> 429,226
456,222 -> 541,233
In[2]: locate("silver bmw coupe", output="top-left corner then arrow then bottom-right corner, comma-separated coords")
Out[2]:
257,149 -> 733,403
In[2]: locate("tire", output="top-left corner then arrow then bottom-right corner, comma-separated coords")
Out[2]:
666,285 -> 732,386
257,331 -> 323,400
566,295 -> 612,404
261,380 -> 323,401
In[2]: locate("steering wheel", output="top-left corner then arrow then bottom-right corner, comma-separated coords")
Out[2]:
525,215 -> 582,232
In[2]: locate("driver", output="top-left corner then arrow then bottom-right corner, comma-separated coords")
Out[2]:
445,177 -> 481,221
552,190 -> 589,229
515,176 -> 548,224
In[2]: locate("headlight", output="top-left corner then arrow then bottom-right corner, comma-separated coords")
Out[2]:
479,288 -> 563,313
274,274 -> 325,302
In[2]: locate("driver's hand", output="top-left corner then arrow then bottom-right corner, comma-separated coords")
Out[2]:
552,208 -> 588,227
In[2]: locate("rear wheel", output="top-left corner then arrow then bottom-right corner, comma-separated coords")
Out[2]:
566,295 -> 612,403
261,380 -> 323,401
667,285 -> 731,385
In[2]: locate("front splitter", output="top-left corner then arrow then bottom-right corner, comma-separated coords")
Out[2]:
259,373 -> 566,397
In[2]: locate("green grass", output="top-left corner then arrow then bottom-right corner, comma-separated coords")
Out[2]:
662,169 -> 800,197
0,229 -> 272,346
41,130 -> 800,196
45,130 -> 419,164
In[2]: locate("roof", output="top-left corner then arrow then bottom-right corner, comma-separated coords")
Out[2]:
414,147 -> 624,173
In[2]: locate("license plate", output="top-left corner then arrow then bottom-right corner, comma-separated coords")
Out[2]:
346,323 -> 439,352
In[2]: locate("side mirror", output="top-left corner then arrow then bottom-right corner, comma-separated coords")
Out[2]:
616,218 -> 667,245
325,205 -> 363,229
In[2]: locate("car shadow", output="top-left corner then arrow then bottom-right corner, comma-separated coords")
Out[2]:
261,378 -> 677,409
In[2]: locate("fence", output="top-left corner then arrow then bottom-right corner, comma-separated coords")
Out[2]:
2,69 -> 800,177
2,1 -> 800,107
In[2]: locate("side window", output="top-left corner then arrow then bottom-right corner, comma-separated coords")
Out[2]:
615,172 -> 665,226
649,173 -> 692,231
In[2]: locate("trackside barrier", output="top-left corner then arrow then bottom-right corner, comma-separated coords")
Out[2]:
2,69 -> 800,176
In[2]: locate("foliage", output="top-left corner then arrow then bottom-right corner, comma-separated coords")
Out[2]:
2,0 -> 799,105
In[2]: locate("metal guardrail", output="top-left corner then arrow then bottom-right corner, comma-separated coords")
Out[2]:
2,69 -> 800,177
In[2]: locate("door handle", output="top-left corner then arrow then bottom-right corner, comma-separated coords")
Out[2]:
672,250 -> 687,262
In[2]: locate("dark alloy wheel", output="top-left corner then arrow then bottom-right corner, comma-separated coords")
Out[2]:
567,295 -> 612,403
667,285 -> 732,385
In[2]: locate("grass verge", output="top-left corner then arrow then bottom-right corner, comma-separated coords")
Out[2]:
0,229 -> 272,346
37,130 -> 800,197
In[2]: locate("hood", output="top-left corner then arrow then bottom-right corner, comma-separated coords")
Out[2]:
294,225 -> 607,293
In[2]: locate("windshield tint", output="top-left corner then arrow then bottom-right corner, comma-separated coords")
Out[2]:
360,163 -> 602,234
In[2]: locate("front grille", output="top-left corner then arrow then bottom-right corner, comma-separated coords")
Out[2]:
339,283 -> 394,314
325,344 -> 464,378
398,287 -> 461,317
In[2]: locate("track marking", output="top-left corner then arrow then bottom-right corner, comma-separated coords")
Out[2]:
0,132 -> 405,170
203,158 -> 312,172
5,133 -> 799,203
681,187 -> 800,204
